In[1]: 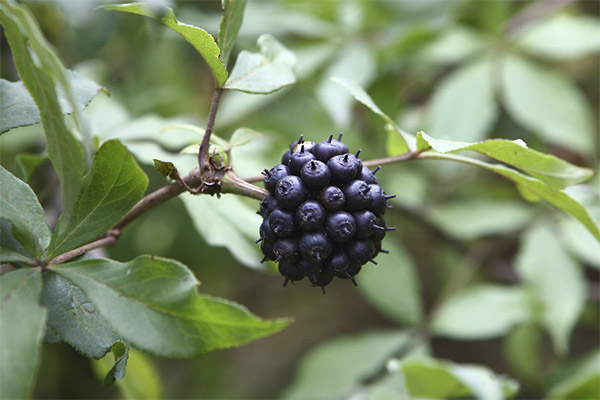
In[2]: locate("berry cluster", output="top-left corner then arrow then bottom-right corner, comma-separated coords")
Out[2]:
257,135 -> 396,292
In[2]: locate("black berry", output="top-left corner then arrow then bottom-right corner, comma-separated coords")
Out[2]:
288,145 -> 316,175
327,153 -> 359,185
319,186 -> 345,211
325,211 -> 356,243
263,164 -> 291,194
300,160 -> 331,190
268,208 -> 297,238
275,175 -> 308,210
343,180 -> 372,211
296,200 -> 326,231
299,231 -> 332,263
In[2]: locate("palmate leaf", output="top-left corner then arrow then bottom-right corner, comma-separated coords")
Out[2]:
104,3 -> 228,87
51,255 -> 290,358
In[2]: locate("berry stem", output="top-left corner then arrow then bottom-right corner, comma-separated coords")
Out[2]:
198,87 -> 223,169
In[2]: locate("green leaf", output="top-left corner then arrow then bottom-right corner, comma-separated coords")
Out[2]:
0,71 -> 103,134
284,330 -> 412,399
223,34 -> 296,94
427,199 -> 532,240
547,350 -> 600,400
1,1 -> 86,219
333,77 -> 413,153
420,152 -> 600,240
0,268 -> 47,400
515,224 -> 586,356
503,323 -> 544,387
16,152 -> 47,182
40,272 -> 122,359
181,193 -> 264,269
0,247 -> 35,265
416,131 -> 594,189
152,159 -> 178,179
48,139 -> 148,258
401,358 -> 518,400
92,347 -> 161,399
432,285 -> 531,339
516,14 -> 600,60
425,57 -> 498,142
104,3 -> 228,87
0,166 -> 51,259
501,54 -> 595,156
358,239 -> 422,325
51,255 -> 290,357
421,26 -> 486,64
218,0 -> 247,67
102,342 -> 129,387
228,127 -> 263,149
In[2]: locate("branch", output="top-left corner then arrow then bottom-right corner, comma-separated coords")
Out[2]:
47,234 -> 118,266
198,87 -> 223,168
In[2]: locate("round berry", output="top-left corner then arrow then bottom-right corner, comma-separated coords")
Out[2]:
288,145 -> 316,175
259,218 -> 275,241
368,184 -> 394,215
300,160 -> 331,190
312,134 -> 345,162
278,262 -> 305,284
263,164 -> 291,194
273,238 -> 300,263
309,269 -> 334,290
325,211 -> 356,243
260,237 -> 277,261
324,248 -> 350,275
299,231 -> 332,263
345,239 -> 376,265
318,186 -> 345,211
357,165 -> 379,185
343,180 -> 372,211
353,210 -> 377,239
327,153 -> 359,185
275,175 -> 308,210
297,258 -> 322,277
296,200 -> 326,231
259,195 -> 278,217
268,208 -> 297,238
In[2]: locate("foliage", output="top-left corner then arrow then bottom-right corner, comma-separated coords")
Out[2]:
0,0 -> 598,399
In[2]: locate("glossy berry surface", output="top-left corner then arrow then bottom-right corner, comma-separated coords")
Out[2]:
257,134 -> 395,292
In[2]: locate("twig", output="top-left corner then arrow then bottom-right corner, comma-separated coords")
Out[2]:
47,234 -> 118,266
362,149 -> 425,168
198,87 -> 223,168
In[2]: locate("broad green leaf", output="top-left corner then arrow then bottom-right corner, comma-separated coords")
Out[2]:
229,127 -> 263,149
93,347 -> 161,399
104,3 -> 228,86
547,350 -> 600,399
1,1 -> 86,218
181,193 -> 263,269
516,14 -> 600,60
0,166 -> 51,259
401,358 -> 518,400
40,272 -> 122,359
0,247 -> 35,265
16,152 -> 47,182
0,219 -> 28,259
218,0 -> 247,67
421,26 -> 486,64
333,77 -> 413,153
284,330 -> 412,399
0,268 -> 46,400
48,139 -> 148,258
503,323 -> 544,387
0,71 -> 102,134
102,342 -> 129,387
223,34 -> 296,94
427,199 -> 532,240
432,285 -> 531,339
560,213 -> 600,269
358,239 -> 422,325
317,44 -> 376,127
515,224 -> 586,355
52,256 -> 290,357
501,54 -> 594,156
416,131 -> 593,188
425,57 -> 497,142
420,152 -> 600,240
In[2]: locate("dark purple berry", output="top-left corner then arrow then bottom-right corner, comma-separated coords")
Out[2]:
368,184 -> 395,215
263,164 -> 291,194
300,160 -> 331,190
327,153 -> 359,185
279,262 -> 305,285
309,269 -> 334,293
268,208 -> 297,238
353,210 -> 377,239
356,165 -> 379,184
299,231 -> 332,263
288,145 -> 316,175
324,248 -> 350,275
319,186 -> 345,211
273,238 -> 300,263
343,180 -> 372,211
297,258 -> 322,277
345,239 -> 376,265
312,134 -> 345,162
275,175 -> 308,210
281,150 -> 292,165
325,211 -> 356,243
296,200 -> 326,231
259,195 -> 278,217
260,237 -> 277,262
259,218 -> 275,241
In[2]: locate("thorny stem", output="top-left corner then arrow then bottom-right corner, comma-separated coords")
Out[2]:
198,87 -> 223,169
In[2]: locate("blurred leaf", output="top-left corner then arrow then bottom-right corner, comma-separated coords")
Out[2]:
0,71 -> 102,134
0,247 -> 35,264
40,272 -> 122,359
16,152 -> 47,182
223,34 -> 296,94
432,285 -> 531,339
92,347 -> 162,399
358,239 -> 422,325
52,255 -> 290,357
0,166 -> 51,259
284,330 -> 412,399
333,77 -> 413,154
425,57 -> 497,142
559,208 -> 600,269
102,342 -> 129,387
104,2 -> 228,86
218,0 -> 247,67
401,358 -> 518,400
503,323 -> 544,388
427,199 -> 531,240
1,0 -> 86,218
0,268 -> 46,400
48,140 -> 148,258
515,224 -> 586,356
153,159 -> 178,179
420,26 -> 486,64
501,54 -> 594,156
181,193 -> 263,269
228,127 -> 263,149
547,350 -> 600,399
516,14 -> 600,60
317,44 -> 376,127
477,0 -> 509,35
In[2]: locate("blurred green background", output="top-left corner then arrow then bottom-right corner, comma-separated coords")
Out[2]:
1,0 -> 598,398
